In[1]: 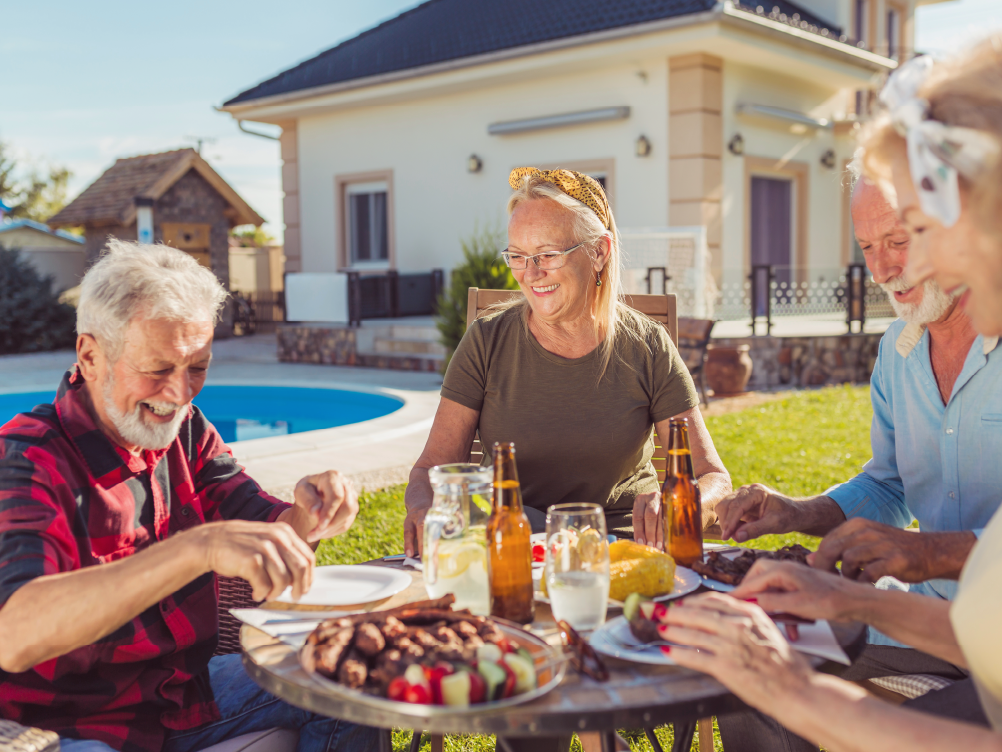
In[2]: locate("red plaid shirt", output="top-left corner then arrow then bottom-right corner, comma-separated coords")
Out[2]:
0,369 -> 291,752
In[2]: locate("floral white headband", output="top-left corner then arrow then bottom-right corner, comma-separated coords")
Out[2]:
879,55 -> 1000,227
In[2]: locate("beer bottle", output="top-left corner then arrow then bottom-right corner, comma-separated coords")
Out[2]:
487,442 -> 535,624
662,417 -> 704,567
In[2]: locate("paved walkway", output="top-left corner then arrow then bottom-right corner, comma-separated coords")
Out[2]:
0,334 -> 442,499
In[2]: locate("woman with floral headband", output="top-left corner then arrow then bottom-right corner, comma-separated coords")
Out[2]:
656,38 -> 1002,752
403,168 -> 731,555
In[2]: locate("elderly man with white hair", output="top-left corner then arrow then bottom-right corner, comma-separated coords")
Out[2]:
711,167 -> 999,750
0,242 -> 378,752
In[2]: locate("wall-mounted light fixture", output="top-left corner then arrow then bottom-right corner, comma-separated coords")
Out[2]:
728,133 -> 745,155
636,135 -> 652,157
819,149 -> 837,169
468,154 -> 483,173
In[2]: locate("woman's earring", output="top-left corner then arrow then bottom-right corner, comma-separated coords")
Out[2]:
596,269 -> 603,287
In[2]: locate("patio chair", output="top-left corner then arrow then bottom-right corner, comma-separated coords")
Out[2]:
0,577 -> 298,752
677,318 -> 715,405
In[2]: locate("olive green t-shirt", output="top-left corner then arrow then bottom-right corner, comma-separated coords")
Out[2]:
441,305 -> 699,535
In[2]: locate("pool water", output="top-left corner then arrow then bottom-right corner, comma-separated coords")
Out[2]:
0,385 -> 403,444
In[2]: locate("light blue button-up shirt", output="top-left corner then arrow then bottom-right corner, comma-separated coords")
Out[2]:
826,318 -> 1002,601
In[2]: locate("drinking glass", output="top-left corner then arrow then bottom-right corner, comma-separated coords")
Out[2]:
544,503 -> 610,631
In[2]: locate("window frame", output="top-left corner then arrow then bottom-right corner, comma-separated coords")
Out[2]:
335,169 -> 395,271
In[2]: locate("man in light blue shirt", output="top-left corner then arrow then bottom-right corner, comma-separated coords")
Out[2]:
716,183 -> 998,597
712,177 -> 994,752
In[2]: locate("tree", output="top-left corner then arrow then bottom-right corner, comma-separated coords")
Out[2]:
0,141 -> 72,222
0,248 -> 78,354
436,224 -> 518,369
230,225 -> 276,247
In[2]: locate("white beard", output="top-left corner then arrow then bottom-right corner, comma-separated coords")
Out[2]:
880,276 -> 956,325
103,374 -> 188,450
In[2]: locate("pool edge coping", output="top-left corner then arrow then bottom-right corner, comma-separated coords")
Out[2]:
0,380 -> 439,465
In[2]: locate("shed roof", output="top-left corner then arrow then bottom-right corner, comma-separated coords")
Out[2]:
225,0 -> 841,107
48,148 -> 264,228
0,219 -> 85,245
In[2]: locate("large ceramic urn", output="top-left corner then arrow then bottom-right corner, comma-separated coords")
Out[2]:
705,344 -> 753,397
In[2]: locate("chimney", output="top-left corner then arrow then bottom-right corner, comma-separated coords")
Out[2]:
135,197 -> 154,244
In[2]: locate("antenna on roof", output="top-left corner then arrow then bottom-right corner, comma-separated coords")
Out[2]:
183,136 -> 218,155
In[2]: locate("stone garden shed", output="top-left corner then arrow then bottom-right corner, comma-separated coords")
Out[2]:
48,148 -> 263,290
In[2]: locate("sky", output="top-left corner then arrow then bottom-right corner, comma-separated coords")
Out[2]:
3,0 -> 1000,242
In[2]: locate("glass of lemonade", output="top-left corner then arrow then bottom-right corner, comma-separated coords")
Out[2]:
544,503 -> 610,631
423,464 -> 493,615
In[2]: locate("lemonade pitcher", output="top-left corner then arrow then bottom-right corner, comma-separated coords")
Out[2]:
423,464 -> 493,615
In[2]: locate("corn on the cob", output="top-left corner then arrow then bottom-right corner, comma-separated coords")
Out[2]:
608,556 -> 676,601
609,540 -> 666,564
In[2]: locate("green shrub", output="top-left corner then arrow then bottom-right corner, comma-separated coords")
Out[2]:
436,225 -> 518,367
0,247 -> 77,354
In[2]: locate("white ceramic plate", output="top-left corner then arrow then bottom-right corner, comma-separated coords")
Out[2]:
653,566 -> 702,602
589,615 -> 676,665
276,565 -> 412,606
534,565 -> 701,606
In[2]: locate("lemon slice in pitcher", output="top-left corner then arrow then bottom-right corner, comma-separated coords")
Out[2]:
440,542 -> 487,578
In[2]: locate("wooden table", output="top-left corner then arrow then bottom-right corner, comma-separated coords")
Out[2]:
240,561 -> 866,752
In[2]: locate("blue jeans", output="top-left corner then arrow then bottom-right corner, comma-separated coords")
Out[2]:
60,654 -> 379,752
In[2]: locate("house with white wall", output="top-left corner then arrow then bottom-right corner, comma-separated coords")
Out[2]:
219,0 -> 942,322
0,219 -> 85,293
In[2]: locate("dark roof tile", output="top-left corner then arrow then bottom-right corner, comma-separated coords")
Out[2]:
225,0 -> 721,106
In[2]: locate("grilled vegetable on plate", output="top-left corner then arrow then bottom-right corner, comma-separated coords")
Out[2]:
299,595 -> 563,714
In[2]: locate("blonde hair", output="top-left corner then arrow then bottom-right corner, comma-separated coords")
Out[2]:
503,174 -> 639,375
859,37 -> 1002,241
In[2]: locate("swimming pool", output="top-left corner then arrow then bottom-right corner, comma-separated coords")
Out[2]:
0,385 -> 404,444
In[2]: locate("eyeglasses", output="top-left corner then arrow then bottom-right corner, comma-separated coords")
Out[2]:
500,242 -> 586,270
557,619 -> 609,682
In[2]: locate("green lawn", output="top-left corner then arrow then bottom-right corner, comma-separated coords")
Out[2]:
315,384 -> 874,751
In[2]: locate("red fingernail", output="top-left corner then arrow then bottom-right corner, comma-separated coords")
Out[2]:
657,624 -> 670,638
743,598 -> 758,604
660,645 -> 672,655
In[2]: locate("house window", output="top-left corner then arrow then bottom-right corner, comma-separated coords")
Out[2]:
854,0 -> 867,47
886,7 -> 900,59
346,182 -> 388,264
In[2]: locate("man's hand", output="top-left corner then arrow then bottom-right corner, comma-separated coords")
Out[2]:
632,491 -> 664,549
404,501 -> 431,559
811,518 -> 976,583
290,471 -> 359,543
731,559 -> 874,623
198,520 -> 316,602
716,485 -> 845,542
716,484 -> 803,541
